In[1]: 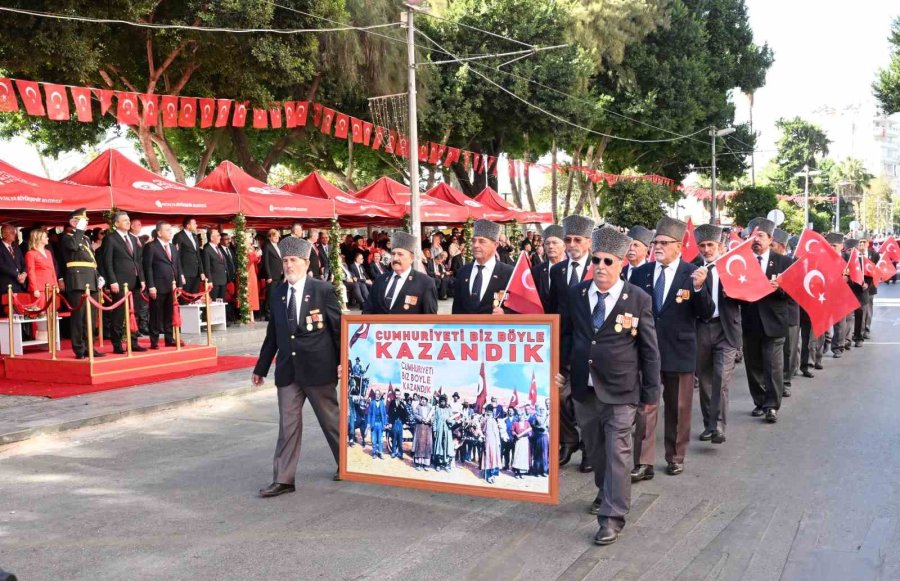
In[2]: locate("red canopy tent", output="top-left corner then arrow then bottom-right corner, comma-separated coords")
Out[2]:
0,159 -> 110,223
196,161 -> 336,226
425,182 -> 514,222
65,150 -> 240,219
354,177 -> 471,223
283,172 -> 404,226
474,187 -> 552,224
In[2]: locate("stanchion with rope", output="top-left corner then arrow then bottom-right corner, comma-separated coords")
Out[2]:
50,285 -> 58,360
6,284 -> 13,359
96,287 -> 104,346
172,281 -> 181,351
205,280 -> 213,347
44,284 -> 53,360
85,284 -> 94,367
124,283 -> 132,357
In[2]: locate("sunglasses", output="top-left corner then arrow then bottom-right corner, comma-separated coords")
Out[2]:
590,256 -> 616,266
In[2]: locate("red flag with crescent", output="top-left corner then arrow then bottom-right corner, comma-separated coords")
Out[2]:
161,95 -> 179,127
43,83 -> 69,121
372,126 -> 386,150
115,91 -> 140,125
70,86 -> 92,121
93,88 -> 114,116
319,107 -> 335,134
879,236 -> 900,262
350,117 -> 363,143
295,101 -> 309,126
715,232 -> 775,302
349,323 -> 370,348
269,105 -> 282,129
847,249 -> 864,285
727,229 -> 742,252
863,257 -> 879,287
199,98 -> 216,128
252,108 -> 268,129
214,99 -> 232,127
138,94 -> 158,127
509,387 -> 519,410
178,97 -> 197,127
876,256 -> 897,283
333,113 -> 349,138
780,255 -> 860,337
528,370 -> 538,406
361,121 -> 373,146
0,78 -> 18,112
443,147 -> 460,167
504,253 -> 544,314
474,362 -> 488,414
231,101 -> 249,127
15,80 -> 45,115
681,217 -> 699,262
283,101 -> 296,128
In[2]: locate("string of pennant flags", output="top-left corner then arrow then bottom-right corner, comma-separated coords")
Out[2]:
0,77 -> 676,187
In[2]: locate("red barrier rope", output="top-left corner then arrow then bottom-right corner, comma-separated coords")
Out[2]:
175,287 -> 211,302
128,294 -> 138,333
56,293 -> 87,313
85,292 -> 130,312
9,294 -> 54,316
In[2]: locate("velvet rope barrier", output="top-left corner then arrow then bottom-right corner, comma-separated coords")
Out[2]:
85,292 -> 130,312
9,294 -> 54,316
55,293 -> 88,313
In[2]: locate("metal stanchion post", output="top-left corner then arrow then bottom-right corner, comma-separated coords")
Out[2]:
172,281 -> 181,351
85,285 -> 94,365
205,281 -> 212,347
6,285 -> 14,358
51,285 -> 58,360
124,283 -> 132,357
44,284 -> 53,359
96,287 -> 104,347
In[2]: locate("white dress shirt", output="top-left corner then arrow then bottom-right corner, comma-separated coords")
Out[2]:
653,256 -> 681,303
386,267 -> 412,308
469,256 -> 497,300
566,256 -> 588,285
626,259 -> 646,281
755,249 -> 770,273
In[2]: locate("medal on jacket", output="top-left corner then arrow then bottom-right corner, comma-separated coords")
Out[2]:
305,315 -> 313,331
403,295 -> 418,310
675,289 -> 689,303
631,316 -> 639,336
614,314 -> 624,333
310,309 -> 323,329
493,290 -> 506,308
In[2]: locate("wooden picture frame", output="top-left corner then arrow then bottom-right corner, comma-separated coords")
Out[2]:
339,314 -> 559,505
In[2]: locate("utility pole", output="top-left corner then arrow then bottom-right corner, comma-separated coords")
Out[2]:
795,165 -> 821,230
403,4 -> 421,252
709,126 -> 735,225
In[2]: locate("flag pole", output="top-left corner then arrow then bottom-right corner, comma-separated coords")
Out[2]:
496,251 -> 531,309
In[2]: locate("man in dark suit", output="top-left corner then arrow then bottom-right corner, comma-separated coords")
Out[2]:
561,225 -> 661,546
694,224 -> 741,445
202,228 -> 228,302
252,236 -> 342,497
129,219 -> 150,336
173,216 -> 205,294
630,217 -> 712,479
60,209 -> 105,359
220,232 -> 237,283
846,237 -> 871,348
101,211 -> 147,354
143,221 -> 184,349
262,229 -> 283,318
622,225 -> 653,282
548,215 -> 596,471
451,219 -> 513,315
362,231 -> 438,315
367,249 -> 387,281
0,224 -> 27,293
531,224 -> 564,312
308,230 -> 331,280
772,228 -> 799,397
741,217 -> 792,423
348,250 -> 374,295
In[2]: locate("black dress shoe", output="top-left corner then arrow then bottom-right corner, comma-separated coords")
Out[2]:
783,386 -> 792,397
711,430 -> 726,444
131,343 -> 148,352
588,499 -> 602,515
814,363 -> 824,370
593,525 -> 619,546
699,429 -> 714,441
93,350 -> 106,358
559,445 -> 576,466
579,459 -> 593,473
666,462 -> 684,475
149,342 -> 159,350
113,345 -> 126,355
74,353 -> 85,360
333,471 -> 341,482
164,340 -> 180,347
765,409 -> 778,423
751,406 -> 765,417
801,369 -> 815,378
630,464 -> 654,482
258,482 -> 295,498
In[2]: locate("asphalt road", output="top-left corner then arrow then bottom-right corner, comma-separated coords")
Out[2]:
2,286 -> 899,580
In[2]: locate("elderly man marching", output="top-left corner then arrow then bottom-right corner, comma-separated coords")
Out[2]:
631,217 -> 713,479
451,219 -> 513,315
560,225 -> 661,546
362,231 -> 438,315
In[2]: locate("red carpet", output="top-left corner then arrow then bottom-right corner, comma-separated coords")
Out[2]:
0,354 -> 257,398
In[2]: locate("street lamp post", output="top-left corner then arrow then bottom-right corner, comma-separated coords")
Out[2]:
709,126 -> 735,225
794,165 -> 822,230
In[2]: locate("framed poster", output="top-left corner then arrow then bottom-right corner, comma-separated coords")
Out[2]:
339,314 -> 559,504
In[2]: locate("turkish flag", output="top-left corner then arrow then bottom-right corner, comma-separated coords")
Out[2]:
418,143 -> 428,162
199,98 -> 215,128
371,126 -> 385,150
94,88 -> 114,116
269,105 -> 282,129
504,253 -> 544,314
474,362 -> 488,414
397,135 -> 409,158
488,155 -> 498,176
863,258 -> 878,287
70,86 -> 92,121
780,255 -> 860,336
283,101 -> 296,128
311,102 -> 322,126
715,235 -> 775,302
115,92 -> 140,125
794,230 -> 846,276
232,101 -> 249,126
319,107 -> 335,134
463,151 -> 471,171
528,370 -> 538,406
350,117 -> 363,143
474,154 -> 484,173
160,95 -> 178,127
681,217 -> 699,262
139,94 -> 158,126
362,121 -> 373,146
178,97 -> 197,127
879,235 -> 900,262
443,147 -> 460,167
214,99 -> 232,127
509,388 -> 519,410
15,80 -> 45,116
428,143 -> 445,165
252,108 -> 268,128
876,257 -> 897,283
847,249 -> 864,285
0,78 -> 18,112
295,100 -> 309,126
384,130 -> 396,153
43,83 -> 70,121
727,229 -> 742,251
333,113 -> 349,138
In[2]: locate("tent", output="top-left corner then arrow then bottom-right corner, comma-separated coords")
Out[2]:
474,187 -> 552,224
425,182 -> 515,222
65,150 -> 240,218
283,172 -> 405,225
0,159 -> 110,222
354,177 -> 471,223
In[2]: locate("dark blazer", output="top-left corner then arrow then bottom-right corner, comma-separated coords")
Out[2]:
60,229 -> 99,292
631,259 -> 714,373
621,261 -> 646,282
100,230 -> 144,287
451,261 -> 513,314
0,241 -> 27,292
531,259 -> 554,313
220,244 -> 236,282
202,243 -> 228,286
363,270 -> 438,314
367,261 -> 386,280
253,278 -> 342,388
143,239 -> 183,292
547,257 -> 592,315
700,261 -> 743,350
262,242 -> 283,282
308,242 -> 330,279
740,251 -> 792,338
450,254 -> 464,274
173,230 -> 204,279
348,262 -> 370,284
562,280 -> 661,405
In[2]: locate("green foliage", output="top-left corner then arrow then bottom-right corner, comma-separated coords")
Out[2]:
600,180 -> 682,228
233,213 -> 251,324
462,218 -> 474,262
726,186 -> 777,227
328,218 -> 346,310
777,200 -> 830,234
874,17 -> 900,114
763,117 -> 830,195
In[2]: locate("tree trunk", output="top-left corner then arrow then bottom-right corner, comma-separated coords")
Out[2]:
230,127 -> 267,181
260,75 -> 321,173
563,145 -> 582,217
523,152 -> 537,212
509,159 -> 523,208
583,145 -> 601,221
451,161 -> 475,196
551,139 -> 558,223
344,137 -> 355,191
195,130 -> 223,182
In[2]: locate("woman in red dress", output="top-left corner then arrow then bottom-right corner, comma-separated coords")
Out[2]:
245,234 -> 261,322
24,228 -> 58,302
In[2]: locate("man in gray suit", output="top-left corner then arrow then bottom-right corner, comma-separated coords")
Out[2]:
694,224 -> 741,444
771,228 -> 799,397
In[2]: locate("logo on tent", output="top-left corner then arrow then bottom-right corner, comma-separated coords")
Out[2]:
335,195 -> 359,205
463,200 -> 481,207
249,186 -> 285,196
134,181 -> 164,191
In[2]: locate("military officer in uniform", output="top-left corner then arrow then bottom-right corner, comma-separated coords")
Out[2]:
362,231 -> 438,315
253,236 -> 342,497
61,208 -> 105,359
451,219 -> 513,315
560,225 -> 661,546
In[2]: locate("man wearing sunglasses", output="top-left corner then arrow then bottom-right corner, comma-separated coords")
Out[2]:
560,225 -> 660,546
631,217 -> 713,479
549,214 -> 597,472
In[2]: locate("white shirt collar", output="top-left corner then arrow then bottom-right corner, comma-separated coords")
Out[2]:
755,249 -> 770,270
656,256 -> 680,274
591,278 -> 624,304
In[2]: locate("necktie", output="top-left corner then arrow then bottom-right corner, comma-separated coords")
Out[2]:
592,291 -> 608,333
164,243 -> 172,261
471,264 -> 485,302
287,287 -> 297,329
653,264 -> 666,314
124,233 -> 133,255
569,262 -> 580,287
6,243 -> 13,258
385,274 -> 401,307
757,255 -> 763,272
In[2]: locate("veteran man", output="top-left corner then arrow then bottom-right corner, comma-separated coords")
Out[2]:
451,219 -> 513,315
252,236 -> 343,497
622,225 -> 654,281
362,231 -> 438,315
531,224 -> 565,312
62,208 -> 106,359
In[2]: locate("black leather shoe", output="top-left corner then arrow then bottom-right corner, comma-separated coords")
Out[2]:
814,363 -> 824,370
630,464 -> 654,482
711,430 -> 726,444
93,350 -> 106,358
588,499 -> 602,515
765,409 -> 778,423
699,429 -> 714,441
333,471 -> 341,482
259,482 -> 295,498
164,340 -> 180,347
74,353 -> 85,360
801,369 -> 815,378
666,462 -> 684,475
751,406 -> 765,417
783,386 -> 792,397
149,342 -> 159,350
113,345 -> 126,355
579,458 -> 593,473
593,525 -> 619,545
559,445 -> 576,466
131,343 -> 148,352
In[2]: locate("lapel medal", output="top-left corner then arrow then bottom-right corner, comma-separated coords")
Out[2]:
493,290 -> 505,308
403,295 -> 418,310
631,316 -> 639,336
622,313 -> 633,329
614,314 -> 624,333
305,315 -> 313,331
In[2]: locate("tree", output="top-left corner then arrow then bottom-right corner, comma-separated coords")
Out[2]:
874,17 -> 900,114
599,180 -> 682,228
762,117 -> 830,196
726,185 -> 777,227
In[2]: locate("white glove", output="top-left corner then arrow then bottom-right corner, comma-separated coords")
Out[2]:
98,276 -> 105,289
76,219 -> 88,231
